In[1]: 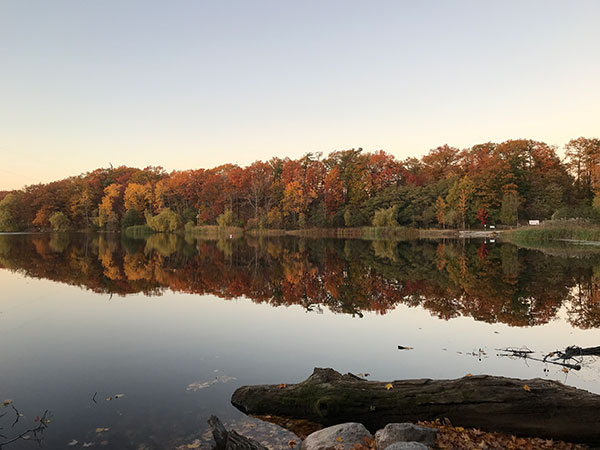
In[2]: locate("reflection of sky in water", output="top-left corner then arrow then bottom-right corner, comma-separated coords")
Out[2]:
1,264 -> 600,448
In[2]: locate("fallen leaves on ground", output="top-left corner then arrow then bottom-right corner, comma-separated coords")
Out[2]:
418,418 -> 588,450
277,383 -> 287,389
288,439 -> 297,448
523,384 -> 531,392
385,383 -> 393,390
95,427 -> 110,433
2,399 -> 13,407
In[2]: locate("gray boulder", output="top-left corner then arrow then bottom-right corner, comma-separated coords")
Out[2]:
384,443 -> 429,450
301,422 -> 373,450
375,423 -> 438,449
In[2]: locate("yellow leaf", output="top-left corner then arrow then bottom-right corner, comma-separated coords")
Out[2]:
277,383 -> 287,389
385,383 -> 393,390
187,440 -> 201,449
336,436 -> 343,442
465,373 -> 472,377
288,439 -> 297,448
523,384 -> 531,392
455,426 -> 465,432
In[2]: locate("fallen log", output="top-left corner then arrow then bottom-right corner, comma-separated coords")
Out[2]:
231,368 -> 600,445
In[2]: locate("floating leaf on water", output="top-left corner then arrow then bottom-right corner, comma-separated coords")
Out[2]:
2,399 -> 12,407
83,443 -> 94,448
385,383 -> 393,390
67,440 -> 78,446
187,375 -> 237,391
465,373 -> 472,377
95,427 -> 110,433
105,397 -> 112,401
277,384 -> 287,389
562,367 -> 569,373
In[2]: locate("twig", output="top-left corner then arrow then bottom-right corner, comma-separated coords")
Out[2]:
9,406 -> 20,429
497,347 -> 582,370
92,392 -> 97,404
0,408 -> 50,449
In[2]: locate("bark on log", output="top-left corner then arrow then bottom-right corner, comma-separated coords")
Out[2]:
231,368 -> 600,445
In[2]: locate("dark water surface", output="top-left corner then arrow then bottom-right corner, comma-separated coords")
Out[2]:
1,233 -> 599,449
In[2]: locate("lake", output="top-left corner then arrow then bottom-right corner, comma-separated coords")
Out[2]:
1,233 -> 599,449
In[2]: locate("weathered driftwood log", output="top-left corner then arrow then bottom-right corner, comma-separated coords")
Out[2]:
231,368 -> 600,445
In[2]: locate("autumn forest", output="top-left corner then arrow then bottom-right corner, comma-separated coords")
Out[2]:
1,137 -> 600,233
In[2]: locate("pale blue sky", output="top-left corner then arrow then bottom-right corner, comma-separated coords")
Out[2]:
1,0 -> 599,190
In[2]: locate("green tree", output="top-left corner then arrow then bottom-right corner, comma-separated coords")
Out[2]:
49,211 -> 72,231
0,194 -> 19,232
216,208 -> 234,227
121,208 -> 144,229
372,206 -> 398,227
500,191 -> 519,226
147,208 -> 183,232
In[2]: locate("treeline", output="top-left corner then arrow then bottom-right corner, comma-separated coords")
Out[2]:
1,234 -> 599,329
1,137 -> 599,232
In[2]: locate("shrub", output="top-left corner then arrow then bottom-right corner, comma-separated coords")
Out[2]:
182,208 -> 197,225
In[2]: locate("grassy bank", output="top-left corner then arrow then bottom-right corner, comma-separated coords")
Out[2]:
507,222 -> 600,245
184,225 -> 244,239
246,226 -> 459,240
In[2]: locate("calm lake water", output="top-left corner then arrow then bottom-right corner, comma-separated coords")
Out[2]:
1,233 -> 599,449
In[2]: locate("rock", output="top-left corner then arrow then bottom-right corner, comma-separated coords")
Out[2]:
301,423 -> 373,450
384,443 -> 428,450
375,423 -> 437,449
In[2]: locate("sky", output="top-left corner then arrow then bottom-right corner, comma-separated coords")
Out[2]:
1,0 -> 599,191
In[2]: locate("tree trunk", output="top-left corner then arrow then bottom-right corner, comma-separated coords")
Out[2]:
231,368 -> 600,445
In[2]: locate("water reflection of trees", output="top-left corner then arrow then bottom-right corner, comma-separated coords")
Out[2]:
1,234 -> 600,328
